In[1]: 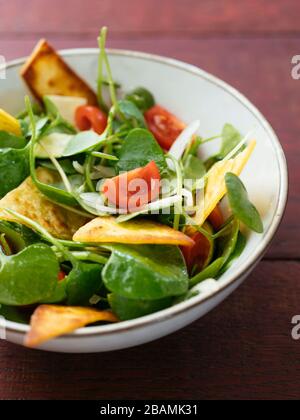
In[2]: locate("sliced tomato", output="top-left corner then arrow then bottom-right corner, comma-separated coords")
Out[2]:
144,105 -> 186,150
208,205 -> 224,231
102,161 -> 161,212
75,105 -> 108,134
58,271 -> 66,282
181,225 -> 213,275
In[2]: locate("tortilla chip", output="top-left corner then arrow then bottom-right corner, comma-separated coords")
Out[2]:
73,216 -> 195,246
20,39 -> 98,105
25,305 -> 118,347
0,109 -> 22,136
193,140 -> 256,226
0,168 -> 88,239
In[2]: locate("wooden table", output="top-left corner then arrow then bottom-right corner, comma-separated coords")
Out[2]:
0,0 -> 299,400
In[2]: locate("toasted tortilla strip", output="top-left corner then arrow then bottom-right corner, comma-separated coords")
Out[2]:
0,109 -> 22,136
25,305 -> 118,347
193,140 -> 256,226
21,39 -> 98,105
0,168 -> 88,239
73,216 -> 195,246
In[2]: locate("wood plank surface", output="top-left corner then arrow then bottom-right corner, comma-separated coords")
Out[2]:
1,0 -> 300,36
1,261 -> 299,400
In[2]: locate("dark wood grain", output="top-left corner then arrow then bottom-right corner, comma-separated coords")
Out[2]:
1,0 -> 300,36
0,261 -> 300,400
0,37 -> 297,258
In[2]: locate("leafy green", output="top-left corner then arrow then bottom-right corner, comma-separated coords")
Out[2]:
66,261 -> 103,305
26,97 -> 79,207
118,100 -> 146,128
125,87 -> 155,112
38,158 -> 77,175
189,218 -> 240,287
0,146 -> 30,198
189,258 -> 224,288
117,128 -> 166,173
225,173 -> 263,233
219,232 -> 247,275
183,154 -> 206,180
0,304 -> 30,324
103,245 -> 188,300
0,131 -> 27,149
0,244 -> 59,306
218,124 -> 242,159
108,294 -> 172,321
63,131 -> 104,157
0,221 -> 41,253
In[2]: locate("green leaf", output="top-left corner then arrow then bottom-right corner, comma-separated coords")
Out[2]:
189,218 -> 240,287
225,173 -> 263,233
183,155 -> 206,180
189,258 -> 224,288
66,261 -> 103,305
216,218 -> 240,264
0,147 -> 29,198
0,220 -> 41,253
0,244 -> 59,306
63,131 -> 105,157
125,87 -> 155,112
219,232 -> 247,275
218,124 -> 242,159
117,128 -> 167,173
102,245 -> 188,300
118,100 -> 146,128
108,293 -> 172,321
38,158 -> 77,175
0,304 -> 30,324
0,131 -> 27,149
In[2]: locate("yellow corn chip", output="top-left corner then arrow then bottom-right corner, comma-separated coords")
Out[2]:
0,109 -> 22,136
0,168 -> 88,239
73,216 -> 195,246
21,39 -> 98,105
25,305 -> 118,347
193,140 -> 256,226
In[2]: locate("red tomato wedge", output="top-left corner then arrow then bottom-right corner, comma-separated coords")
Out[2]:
57,271 -> 66,282
181,228 -> 212,275
102,161 -> 161,212
75,105 -> 108,134
144,105 -> 186,150
208,205 -> 224,231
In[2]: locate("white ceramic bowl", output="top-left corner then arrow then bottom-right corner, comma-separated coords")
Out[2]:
0,49 -> 288,353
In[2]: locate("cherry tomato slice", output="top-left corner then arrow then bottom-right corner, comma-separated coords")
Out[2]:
58,271 -> 66,282
144,105 -> 186,150
208,205 -> 224,231
75,105 -> 108,135
181,228 -> 212,275
102,161 -> 160,212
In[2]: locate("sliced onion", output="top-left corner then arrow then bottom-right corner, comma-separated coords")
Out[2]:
168,120 -> 201,170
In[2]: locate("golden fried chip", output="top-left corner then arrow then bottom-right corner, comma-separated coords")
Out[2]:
0,168 -> 88,239
25,305 -> 118,347
73,216 -> 195,246
0,109 -> 22,136
193,140 -> 256,226
21,39 -> 98,105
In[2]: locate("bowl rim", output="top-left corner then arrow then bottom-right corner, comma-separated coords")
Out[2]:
2,48 -> 288,337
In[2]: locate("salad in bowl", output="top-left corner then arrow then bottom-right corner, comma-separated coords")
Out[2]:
0,28 -> 264,348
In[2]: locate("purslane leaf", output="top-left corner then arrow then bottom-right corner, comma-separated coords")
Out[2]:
225,173 -> 263,233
